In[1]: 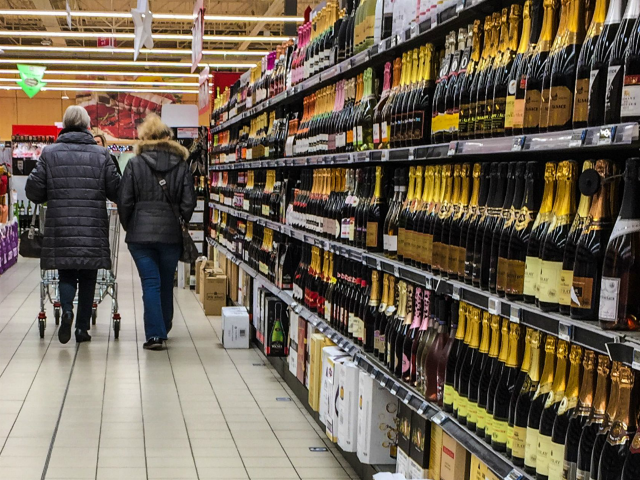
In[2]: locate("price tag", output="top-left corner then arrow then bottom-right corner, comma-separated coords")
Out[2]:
431,411 -> 446,425
318,324 -> 327,333
389,383 -> 398,395
408,147 -> 415,161
488,297 -> 501,315
558,322 -> 572,342
381,150 -> 389,162
510,305 -> 521,324
370,368 -> 378,379
598,126 -> 614,145
376,258 -> 382,271
425,277 -> 433,290
410,24 -> 419,38
390,36 -> 397,48
452,285 -> 461,300
378,41 -> 386,54
393,265 -> 400,277
511,136 -> 525,151
504,469 -> 524,480
403,391 -> 413,404
380,377 -> 388,387
569,129 -> 586,148
417,401 -> 429,415
632,350 -> 640,371
447,141 -> 458,156
396,34 -> 402,47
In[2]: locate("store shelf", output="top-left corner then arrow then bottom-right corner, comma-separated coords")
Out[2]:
208,236 -> 531,480
209,122 -> 640,170
209,202 -> 640,367
210,0 -> 503,135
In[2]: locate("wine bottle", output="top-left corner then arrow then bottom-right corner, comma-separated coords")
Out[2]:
443,29 -> 467,142
472,162 -> 500,288
588,361 -> 621,480
492,322 -> 522,452
373,64 -> 391,150
525,335 -> 557,475
467,310 -> 491,432
416,289 -> 434,393
485,318 -> 510,443
459,163 -> 482,279
620,14 -> 640,123
571,159 -> 615,320
437,299 -> 458,406
366,166 -> 385,252
476,314 -> 501,439
603,0 -> 640,124
467,16 -> 492,138
383,168 -> 406,259
452,302 -> 470,418
596,365 -> 637,480
538,160 -> 578,311
431,164 -> 453,275
537,339 -> 570,480
374,273 -> 389,359
513,329 -> 543,467
414,165 -> 435,270
508,327 -> 533,458
413,43 -> 436,146
523,0 -> 558,134
464,163 -> 491,284
382,276 -> 398,367
587,0 -> 623,126
397,166 -> 415,263
477,12 -> 503,138
394,282 -> 412,378
364,270 -> 381,352
423,165 -> 442,270
523,162 -> 557,304
432,33 -> 455,143
392,52 -> 413,147
621,428 -> 640,480
405,166 -> 424,266
443,301 -> 467,413
548,0 -> 585,131
573,0 -> 607,128
380,58 -> 402,149
576,355 -> 611,480
437,164 -> 460,275
453,24 -> 474,141
424,296 -> 450,401
458,20 -> 483,140
405,286 -> 423,384
447,163 -> 471,279
548,345 -> 584,480
599,157 -> 640,331
454,305 -> 480,426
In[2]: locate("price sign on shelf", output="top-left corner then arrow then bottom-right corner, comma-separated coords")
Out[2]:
632,350 -> 640,371
417,401 -> 429,415
510,305 -> 521,324
558,322 -> 572,342
452,285 -> 461,300
598,126 -> 615,145
447,141 -> 458,156
403,391 -> 412,404
431,411 -> 446,425
488,297 -> 501,315
569,129 -> 586,148
511,136 -> 525,151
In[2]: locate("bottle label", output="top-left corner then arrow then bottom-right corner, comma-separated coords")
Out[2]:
537,433 -> 552,476
467,400 -> 478,426
505,94 -> 516,129
512,426 -> 527,460
366,222 -> 379,248
576,468 -> 588,480
507,424 -> 514,451
548,441 -> 566,480
525,426 -> 538,470
598,276 -> 620,322
539,88 -> 551,129
496,257 -> 509,293
621,77 -> 640,119
549,86 -> 573,128
492,420 -> 508,445
538,260 -> 562,303
373,124 -> 380,144
486,416 -> 493,438
347,129 -> 353,145
443,384 -> 455,408
476,405 -> 486,431
605,66 -> 622,115
574,78 -> 590,123
383,234 -> 397,253
457,395 -> 469,421
609,218 -> 640,243
381,121 -> 389,143
340,219 -> 351,240
558,269 -> 573,307
357,125 -> 363,145
524,89 -> 542,128
571,276 -> 594,309
523,256 -> 541,297
512,98 -> 525,129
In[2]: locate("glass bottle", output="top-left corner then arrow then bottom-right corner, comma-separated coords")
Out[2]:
364,270 -> 380,352
443,302 -> 466,413
507,328 -> 533,458
373,273 -> 389,359
476,314 -> 501,439
454,306 -> 480,426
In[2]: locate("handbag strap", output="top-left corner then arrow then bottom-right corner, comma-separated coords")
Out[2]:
28,204 -> 39,239
150,170 -> 188,231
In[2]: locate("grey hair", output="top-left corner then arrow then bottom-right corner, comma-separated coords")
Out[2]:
62,105 -> 91,129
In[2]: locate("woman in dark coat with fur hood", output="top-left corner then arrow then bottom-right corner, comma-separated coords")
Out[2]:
118,114 -> 196,350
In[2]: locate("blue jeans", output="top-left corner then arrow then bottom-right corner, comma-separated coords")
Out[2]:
58,269 -> 98,331
128,243 -> 181,341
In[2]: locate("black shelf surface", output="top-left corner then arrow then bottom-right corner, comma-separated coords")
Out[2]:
209,203 -> 640,368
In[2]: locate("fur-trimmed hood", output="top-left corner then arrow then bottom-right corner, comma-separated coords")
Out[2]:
135,139 -> 189,173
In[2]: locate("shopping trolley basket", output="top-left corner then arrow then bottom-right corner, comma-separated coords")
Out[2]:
37,205 -> 121,339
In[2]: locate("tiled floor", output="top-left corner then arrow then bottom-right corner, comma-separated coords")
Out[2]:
0,239 -> 358,480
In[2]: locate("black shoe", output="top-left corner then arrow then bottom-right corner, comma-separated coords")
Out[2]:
59,311 -> 73,344
75,329 -> 92,343
143,338 -> 164,350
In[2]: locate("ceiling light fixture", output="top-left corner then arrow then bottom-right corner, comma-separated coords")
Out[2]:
8,85 -> 199,94
0,9 -> 304,22
0,77 -> 198,86
0,31 -> 292,42
0,45 -> 268,56
0,58 -> 253,68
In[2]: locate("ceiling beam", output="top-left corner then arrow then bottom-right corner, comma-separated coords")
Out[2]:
32,0 -> 67,47
239,0 -> 284,51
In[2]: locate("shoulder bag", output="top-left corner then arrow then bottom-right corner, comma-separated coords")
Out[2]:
19,206 -> 43,258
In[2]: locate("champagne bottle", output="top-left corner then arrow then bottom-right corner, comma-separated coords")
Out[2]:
364,270 -> 381,352
414,165 -> 435,269
387,280 -> 405,373
374,273 -> 390,359
467,310 -> 491,432
513,330 -> 543,467
476,314 -> 502,439
508,328 -> 533,458
576,355 -> 611,480
447,163 -> 471,279
380,58 -> 402,149
453,24 -> 474,141
455,306 -> 480,426
405,166 -> 424,266
464,163 -> 491,284
548,345 -> 584,480
468,16 -> 492,138
432,164 -> 453,275
599,157 -> 640,331
416,289 -> 434,393
537,339 -> 570,480
443,29 -> 467,142
397,166 -> 415,263
394,283 -> 412,378
538,160 -> 578,311
383,168 -> 407,259
492,322 -> 522,452
477,12 -> 503,138
485,318 -> 510,443
379,275 -> 396,362
406,286 -> 423,384
573,0 -> 607,128
458,20 -> 483,140
523,162 -> 557,304
620,10 -> 640,122
525,335 -> 558,475
443,301 -> 466,413
571,159 -> 615,320
621,422 -> 640,479
366,166 -> 385,252
412,44 -> 436,146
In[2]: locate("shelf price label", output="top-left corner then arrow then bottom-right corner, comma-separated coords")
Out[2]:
417,401 -> 429,415
370,368 -> 378,379
511,136 -> 525,151
380,377 -> 388,387
633,350 -> 640,371
447,141 -> 458,156
488,297 -> 501,315
569,129 -> 586,148
557,322 -> 572,342
431,411 -> 447,425
504,469 -> 524,480
510,305 -> 521,324
452,285 -> 461,300
389,383 -> 398,395
598,126 -> 615,145
403,391 -> 413,404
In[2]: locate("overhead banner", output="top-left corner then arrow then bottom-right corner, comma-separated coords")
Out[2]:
16,64 -> 47,98
192,0 -> 205,73
132,0 -> 153,61
198,66 -> 210,115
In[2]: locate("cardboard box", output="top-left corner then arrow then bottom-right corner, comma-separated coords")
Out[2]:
440,432 -> 470,480
229,262 -> 239,303
308,333 -> 326,412
407,457 -> 428,479
410,408 -> 431,472
201,273 -> 226,316
221,307 -> 250,349
196,260 -> 215,295
429,423 -> 443,480
199,262 -> 221,303
320,347 -> 349,434
296,316 -> 307,384
470,454 -> 485,480
337,360 -> 359,453
396,449 -> 410,477
396,402 -> 413,477
356,371 -> 397,465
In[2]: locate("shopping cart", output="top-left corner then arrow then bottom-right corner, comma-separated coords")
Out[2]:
37,204 -> 121,339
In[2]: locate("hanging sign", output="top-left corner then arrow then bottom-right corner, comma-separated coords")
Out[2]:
66,0 -> 72,29
198,66 -> 211,115
97,37 -> 116,48
131,0 -> 153,61
192,0 -> 205,73
16,64 -> 47,98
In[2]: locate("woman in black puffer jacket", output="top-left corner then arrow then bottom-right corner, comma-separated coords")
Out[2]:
26,105 -> 120,345
117,115 -> 196,350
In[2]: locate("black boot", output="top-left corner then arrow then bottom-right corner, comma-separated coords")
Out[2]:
59,311 -> 73,344
75,329 -> 92,343
143,337 -> 164,350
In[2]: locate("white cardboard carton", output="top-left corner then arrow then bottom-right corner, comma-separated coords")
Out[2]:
337,360 -> 360,452
319,346 -> 349,428
221,307 -> 250,349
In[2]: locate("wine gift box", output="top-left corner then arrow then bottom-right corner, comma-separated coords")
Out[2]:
409,407 -> 431,479
337,360 -> 360,453
396,402 -> 413,476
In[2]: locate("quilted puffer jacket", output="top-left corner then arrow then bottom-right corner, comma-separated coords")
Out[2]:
25,129 -> 120,270
117,139 -> 196,245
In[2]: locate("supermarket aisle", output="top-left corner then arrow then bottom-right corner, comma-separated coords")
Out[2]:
0,241 -> 358,480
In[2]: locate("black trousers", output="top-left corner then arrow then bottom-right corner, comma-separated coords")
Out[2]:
58,269 -> 98,332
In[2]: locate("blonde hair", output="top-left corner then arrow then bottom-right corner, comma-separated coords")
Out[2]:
93,133 -> 107,146
137,114 -> 172,141
63,105 -> 91,129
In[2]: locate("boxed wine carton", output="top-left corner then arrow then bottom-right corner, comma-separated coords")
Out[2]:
396,402 -> 413,477
288,312 -> 299,377
429,423 -> 443,480
440,432 -> 470,480
408,408 -> 431,479
200,269 -> 227,316
357,371 -> 398,465
337,360 -> 359,453
308,333 -> 327,412
296,316 -> 307,384
321,347 -> 350,437
221,307 -> 250,349
264,297 -> 289,357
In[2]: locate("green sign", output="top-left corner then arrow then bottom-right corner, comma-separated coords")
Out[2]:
16,64 -> 47,98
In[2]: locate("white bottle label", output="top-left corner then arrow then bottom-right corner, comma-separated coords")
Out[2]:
383,234 -> 397,252
373,124 -> 380,143
599,276 -> 620,322
621,83 -> 640,118
357,126 -> 363,145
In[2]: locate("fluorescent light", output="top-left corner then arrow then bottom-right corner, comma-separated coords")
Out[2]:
0,77 -> 199,86
0,69 -> 203,77
0,31 -> 292,42
0,9 -> 304,22
0,45 -> 268,56
1,85 -> 199,94
0,58 -> 252,68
